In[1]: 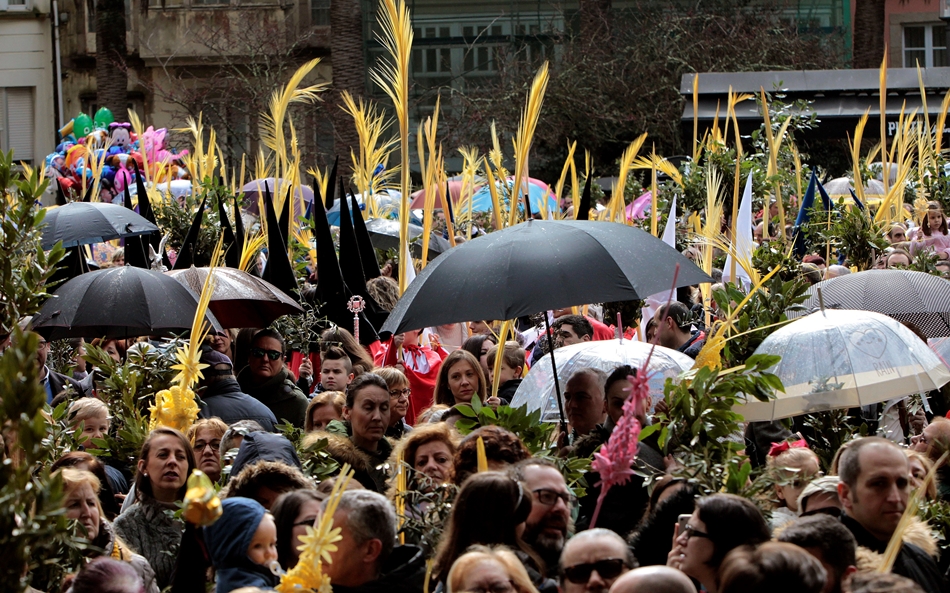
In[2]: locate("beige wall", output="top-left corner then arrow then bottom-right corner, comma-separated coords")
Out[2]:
0,0 -> 56,164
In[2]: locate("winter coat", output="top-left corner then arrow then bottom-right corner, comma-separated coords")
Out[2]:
198,376 -> 278,432
496,379 -> 521,405
842,513 -> 946,593
304,426 -> 394,493
221,432 -> 311,500
203,497 -> 280,593
113,498 -> 184,589
90,519 -> 160,593
572,422 -> 665,536
237,366 -> 309,428
331,544 -> 428,593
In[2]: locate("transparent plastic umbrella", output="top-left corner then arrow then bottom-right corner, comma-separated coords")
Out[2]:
929,337 -> 950,368
510,339 -> 694,423
735,309 -> 950,422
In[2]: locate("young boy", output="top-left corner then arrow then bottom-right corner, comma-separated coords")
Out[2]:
486,341 -> 526,404
203,497 -> 279,591
318,346 -> 355,393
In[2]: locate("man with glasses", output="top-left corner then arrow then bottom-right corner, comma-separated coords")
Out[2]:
237,329 -> 309,428
559,528 -> 635,593
510,459 -> 574,575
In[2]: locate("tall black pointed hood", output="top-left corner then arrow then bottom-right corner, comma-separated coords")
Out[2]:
172,194 -> 207,269
351,194 -> 382,280
123,184 -> 150,269
260,182 -> 299,299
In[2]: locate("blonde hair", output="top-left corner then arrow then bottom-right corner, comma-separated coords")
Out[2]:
305,391 -> 346,432
447,546 -> 539,593
387,423 -> 460,496
905,449 -> 938,500
60,467 -> 105,519
68,398 -> 110,427
375,366 -> 409,390
186,417 -> 228,445
766,447 -> 819,471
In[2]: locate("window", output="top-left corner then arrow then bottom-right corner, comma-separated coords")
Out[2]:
0,0 -> 30,11
194,0 -> 229,6
311,0 -> 329,26
904,24 -> 949,68
0,88 -> 35,164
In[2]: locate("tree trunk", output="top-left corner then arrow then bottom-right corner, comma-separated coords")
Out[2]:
95,0 -> 129,122
329,0 -> 365,160
852,0 -> 886,69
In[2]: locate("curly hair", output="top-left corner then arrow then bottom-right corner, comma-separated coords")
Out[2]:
454,425 -> 531,486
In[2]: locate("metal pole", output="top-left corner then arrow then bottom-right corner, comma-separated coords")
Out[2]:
543,313 -> 567,431
52,0 -> 65,128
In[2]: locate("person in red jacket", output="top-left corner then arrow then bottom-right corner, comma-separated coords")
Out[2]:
375,329 -> 447,425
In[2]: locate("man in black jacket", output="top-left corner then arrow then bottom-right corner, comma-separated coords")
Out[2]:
196,348 -> 277,431
324,490 -> 427,593
837,437 -> 946,593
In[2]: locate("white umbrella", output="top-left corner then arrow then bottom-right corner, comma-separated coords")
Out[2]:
510,339 -> 694,423
929,337 -> 950,368
735,309 -> 950,422
822,177 -> 885,198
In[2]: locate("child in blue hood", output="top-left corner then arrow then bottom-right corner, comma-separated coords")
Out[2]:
204,497 -> 280,592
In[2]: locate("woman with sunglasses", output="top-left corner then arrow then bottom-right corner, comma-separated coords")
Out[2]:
237,329 -> 310,428
667,493 -> 770,593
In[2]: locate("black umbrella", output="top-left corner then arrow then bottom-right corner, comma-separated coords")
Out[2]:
381,219 -> 711,334
41,202 -> 159,250
788,269 -> 950,338
32,266 -> 222,340
364,218 -> 451,258
381,219 -> 710,427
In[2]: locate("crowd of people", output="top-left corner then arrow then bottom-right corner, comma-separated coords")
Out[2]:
23,279 -> 950,593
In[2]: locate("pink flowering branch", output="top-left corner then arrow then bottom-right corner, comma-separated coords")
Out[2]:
588,264 -> 679,528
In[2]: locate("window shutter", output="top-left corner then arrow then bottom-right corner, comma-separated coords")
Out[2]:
7,88 -> 34,163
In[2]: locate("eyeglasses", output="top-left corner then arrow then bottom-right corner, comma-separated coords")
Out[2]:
193,440 -> 221,452
390,388 -> 411,399
463,580 -> 514,593
682,524 -> 711,540
249,347 -> 282,361
562,559 -> 627,584
533,488 -> 575,507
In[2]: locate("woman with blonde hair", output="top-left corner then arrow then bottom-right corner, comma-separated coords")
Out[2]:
304,390 -> 346,432
388,422 -> 460,494
447,545 -> 540,593
59,468 -> 160,593
186,417 -> 228,483
376,366 -> 414,438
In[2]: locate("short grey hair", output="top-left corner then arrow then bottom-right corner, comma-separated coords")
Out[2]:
568,367 -> 608,393
559,528 -> 636,571
332,489 -> 397,564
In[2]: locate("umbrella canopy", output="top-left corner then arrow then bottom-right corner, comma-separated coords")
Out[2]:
41,202 -> 159,249
242,178 -> 314,218
930,337 -> 950,367
381,219 -> 711,334
364,218 -> 451,257
468,178 -> 557,215
787,269 -> 950,338
734,309 -> 950,422
510,339 -> 694,422
166,266 -> 304,329
822,177 -> 885,198
32,266 -> 222,340
409,180 -> 470,209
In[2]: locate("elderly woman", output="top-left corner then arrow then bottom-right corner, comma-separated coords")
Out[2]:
113,427 -> 196,589
186,417 -> 227,483
389,422 -> 460,491
377,366 -> 414,438
60,468 -> 159,593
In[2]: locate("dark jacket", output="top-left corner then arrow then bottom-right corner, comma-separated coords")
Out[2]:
332,544 -> 428,593
237,366 -> 309,428
222,432 -> 311,500
311,423 -> 394,493
386,418 -> 413,440
204,497 -> 280,593
496,379 -> 521,405
198,376 -> 278,432
678,330 -> 705,359
573,422 -> 665,536
841,514 -> 946,593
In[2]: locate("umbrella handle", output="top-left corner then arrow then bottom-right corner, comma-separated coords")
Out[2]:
543,314 -> 568,432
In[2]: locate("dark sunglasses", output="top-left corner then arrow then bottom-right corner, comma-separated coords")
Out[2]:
250,347 -> 282,361
563,559 -> 626,584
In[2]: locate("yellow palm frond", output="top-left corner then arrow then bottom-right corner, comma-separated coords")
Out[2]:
610,133 -> 648,224
509,62 -> 550,227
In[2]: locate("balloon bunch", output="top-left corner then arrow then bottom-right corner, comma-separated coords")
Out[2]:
45,107 -> 190,202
